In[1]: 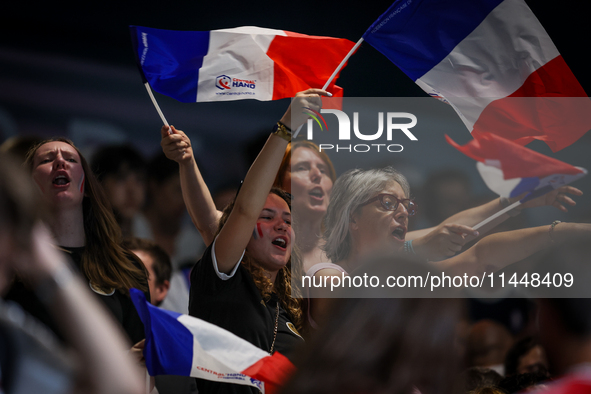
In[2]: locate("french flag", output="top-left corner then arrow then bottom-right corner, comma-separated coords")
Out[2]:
363,0 -> 591,152
129,289 -> 294,394
446,132 -> 586,200
130,26 -> 354,103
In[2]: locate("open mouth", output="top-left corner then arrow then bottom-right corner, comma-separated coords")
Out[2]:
52,174 -> 71,186
271,237 -> 288,249
309,187 -> 324,199
391,227 -> 406,240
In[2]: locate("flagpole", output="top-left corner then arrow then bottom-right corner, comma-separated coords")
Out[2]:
472,200 -> 522,231
144,82 -> 170,127
293,37 -> 364,138
321,37 -> 364,90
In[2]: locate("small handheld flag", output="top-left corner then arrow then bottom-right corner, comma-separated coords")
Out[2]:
129,26 -> 354,103
130,289 -> 294,394
446,132 -> 586,229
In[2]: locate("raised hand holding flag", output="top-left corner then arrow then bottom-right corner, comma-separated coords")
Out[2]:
130,25 -> 354,103
446,132 -> 586,229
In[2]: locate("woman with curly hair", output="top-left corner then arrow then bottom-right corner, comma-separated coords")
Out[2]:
162,89 -> 328,393
6,137 -> 149,345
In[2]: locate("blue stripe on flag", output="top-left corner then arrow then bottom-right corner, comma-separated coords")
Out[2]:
130,26 -> 210,102
363,0 -> 503,81
509,177 -> 540,198
130,288 -> 194,376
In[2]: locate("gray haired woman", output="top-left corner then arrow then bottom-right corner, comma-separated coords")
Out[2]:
306,166 -> 591,325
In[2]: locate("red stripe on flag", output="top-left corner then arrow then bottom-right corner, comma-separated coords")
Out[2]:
472,56 -> 591,152
445,132 -> 583,180
241,351 -> 295,394
267,35 -> 355,100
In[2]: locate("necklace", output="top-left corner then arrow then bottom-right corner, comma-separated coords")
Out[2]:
269,300 -> 280,354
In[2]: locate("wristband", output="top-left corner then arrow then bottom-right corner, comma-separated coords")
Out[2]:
272,122 -> 292,142
404,240 -> 416,255
549,220 -> 561,242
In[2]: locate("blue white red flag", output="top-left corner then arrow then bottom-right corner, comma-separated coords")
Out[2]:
363,0 -> 591,152
446,133 -> 586,201
130,26 -> 354,103
129,289 -> 294,394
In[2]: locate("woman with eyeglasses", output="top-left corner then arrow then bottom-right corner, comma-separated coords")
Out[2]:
304,166 -> 591,325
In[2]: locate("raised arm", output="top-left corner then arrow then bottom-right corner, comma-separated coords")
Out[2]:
436,222 -> 591,275
161,125 -> 221,245
407,186 -> 582,261
215,89 -> 329,274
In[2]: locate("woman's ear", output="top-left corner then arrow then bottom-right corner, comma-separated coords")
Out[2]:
349,210 -> 359,231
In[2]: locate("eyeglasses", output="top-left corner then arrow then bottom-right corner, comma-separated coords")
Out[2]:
358,193 -> 418,216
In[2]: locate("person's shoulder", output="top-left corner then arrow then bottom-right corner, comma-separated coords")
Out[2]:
306,262 -> 347,277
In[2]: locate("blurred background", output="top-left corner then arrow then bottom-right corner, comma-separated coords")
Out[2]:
2,0 -> 590,229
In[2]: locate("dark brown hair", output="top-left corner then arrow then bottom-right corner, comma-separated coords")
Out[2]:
123,237 -> 172,286
25,138 -> 148,294
216,187 -> 303,330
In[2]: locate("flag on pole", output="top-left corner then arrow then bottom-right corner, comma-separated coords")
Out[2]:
362,0 -> 591,152
446,132 -> 586,200
130,25 -> 355,103
129,289 -> 294,394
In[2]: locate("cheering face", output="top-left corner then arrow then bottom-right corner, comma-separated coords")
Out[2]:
246,193 -> 294,273
31,141 -> 86,209
349,181 -> 409,256
283,147 -> 333,219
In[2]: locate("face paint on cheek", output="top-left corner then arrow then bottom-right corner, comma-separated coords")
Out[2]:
78,173 -> 85,194
252,223 -> 263,239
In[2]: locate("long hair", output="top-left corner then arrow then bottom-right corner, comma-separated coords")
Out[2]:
273,141 -> 337,189
323,167 -> 410,263
25,138 -> 148,294
281,257 -> 462,394
215,187 -> 303,330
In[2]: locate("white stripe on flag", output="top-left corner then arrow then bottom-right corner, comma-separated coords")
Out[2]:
196,27 -> 287,102
416,0 -> 559,131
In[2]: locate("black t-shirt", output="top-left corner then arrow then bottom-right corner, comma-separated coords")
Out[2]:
189,241 -> 304,394
4,246 -> 149,345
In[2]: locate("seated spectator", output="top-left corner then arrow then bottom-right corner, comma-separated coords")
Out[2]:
465,319 -> 515,375
91,144 -> 147,238
124,237 -> 172,307
504,336 -> 549,377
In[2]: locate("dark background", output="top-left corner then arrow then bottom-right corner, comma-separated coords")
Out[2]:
2,0 -> 590,226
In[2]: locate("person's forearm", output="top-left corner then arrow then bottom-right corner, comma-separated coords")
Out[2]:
233,134 -> 288,221
437,222 -> 591,274
443,198 -> 509,227
179,156 -> 221,245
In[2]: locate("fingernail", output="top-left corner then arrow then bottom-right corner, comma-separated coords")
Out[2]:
474,231 -> 479,236
327,92 -> 333,97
